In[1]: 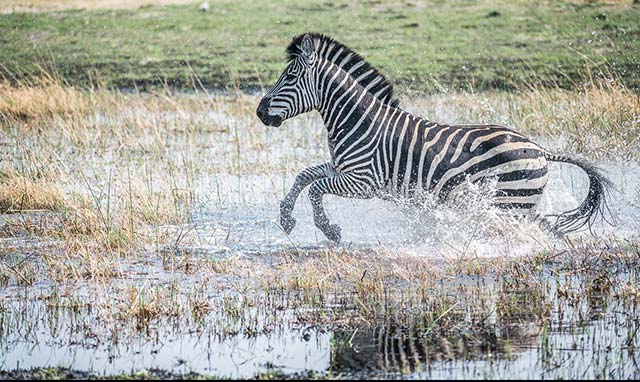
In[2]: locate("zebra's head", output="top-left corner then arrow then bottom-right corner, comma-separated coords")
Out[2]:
256,34 -> 319,127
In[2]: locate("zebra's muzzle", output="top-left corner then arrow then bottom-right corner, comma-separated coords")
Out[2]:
256,97 -> 283,127
259,114 -> 283,127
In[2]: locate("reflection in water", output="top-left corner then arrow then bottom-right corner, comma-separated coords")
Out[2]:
330,285 -> 547,376
0,291 -> 332,378
1,266 -> 639,378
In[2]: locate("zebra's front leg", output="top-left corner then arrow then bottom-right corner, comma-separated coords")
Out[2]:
307,173 -> 374,243
280,162 -> 335,234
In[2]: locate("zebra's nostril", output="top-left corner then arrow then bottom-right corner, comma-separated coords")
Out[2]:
257,97 -> 271,120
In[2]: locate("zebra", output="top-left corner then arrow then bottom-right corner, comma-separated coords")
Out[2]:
256,32 -> 612,243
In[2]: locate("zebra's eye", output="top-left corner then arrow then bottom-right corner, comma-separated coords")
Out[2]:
285,72 -> 297,82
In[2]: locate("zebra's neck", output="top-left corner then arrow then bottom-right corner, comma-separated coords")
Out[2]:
316,61 -> 390,144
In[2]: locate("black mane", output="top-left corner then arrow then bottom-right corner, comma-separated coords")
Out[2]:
286,33 -> 400,108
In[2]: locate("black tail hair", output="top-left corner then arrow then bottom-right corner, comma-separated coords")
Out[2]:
545,153 -> 615,235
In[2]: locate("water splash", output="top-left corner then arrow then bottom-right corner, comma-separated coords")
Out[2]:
181,158 -> 639,260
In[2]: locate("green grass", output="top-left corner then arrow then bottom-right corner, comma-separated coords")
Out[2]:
1,0 -> 639,92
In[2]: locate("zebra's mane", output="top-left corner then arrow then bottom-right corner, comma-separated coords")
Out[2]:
286,33 -> 400,108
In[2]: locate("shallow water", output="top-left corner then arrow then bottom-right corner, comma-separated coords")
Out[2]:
1,302 -> 330,378
2,265 -> 639,379
184,159 -> 640,259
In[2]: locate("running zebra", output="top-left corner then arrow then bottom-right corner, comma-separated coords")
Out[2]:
256,33 -> 612,243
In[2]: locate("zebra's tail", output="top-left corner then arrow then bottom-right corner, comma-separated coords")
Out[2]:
544,152 -> 615,235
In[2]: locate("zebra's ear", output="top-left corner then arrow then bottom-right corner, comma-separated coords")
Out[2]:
300,34 -> 315,63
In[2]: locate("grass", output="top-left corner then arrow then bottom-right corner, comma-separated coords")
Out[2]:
0,75 -> 636,280
0,367 -> 210,380
0,366 -> 328,379
0,0 -> 196,13
410,78 -> 640,159
1,0 -> 639,92
0,74 -> 88,120
0,170 -> 65,213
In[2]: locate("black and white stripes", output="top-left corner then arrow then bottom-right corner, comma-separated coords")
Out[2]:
256,33 -> 612,242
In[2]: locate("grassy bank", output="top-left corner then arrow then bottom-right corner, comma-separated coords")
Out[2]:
1,0 -> 639,92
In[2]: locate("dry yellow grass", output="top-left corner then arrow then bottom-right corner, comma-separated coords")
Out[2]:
410,80 -> 640,158
512,82 -> 640,157
0,171 -> 64,213
0,77 -> 88,120
0,0 -> 198,13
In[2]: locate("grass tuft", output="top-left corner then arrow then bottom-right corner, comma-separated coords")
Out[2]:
0,170 -> 64,212
0,75 -> 88,121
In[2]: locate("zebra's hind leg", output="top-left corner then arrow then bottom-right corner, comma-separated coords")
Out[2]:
308,172 -> 374,243
492,178 -> 549,234
280,162 -> 335,234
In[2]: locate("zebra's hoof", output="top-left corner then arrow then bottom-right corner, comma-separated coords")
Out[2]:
280,215 -> 296,234
323,224 -> 341,244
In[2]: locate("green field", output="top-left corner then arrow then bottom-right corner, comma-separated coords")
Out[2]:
1,0 -> 640,92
